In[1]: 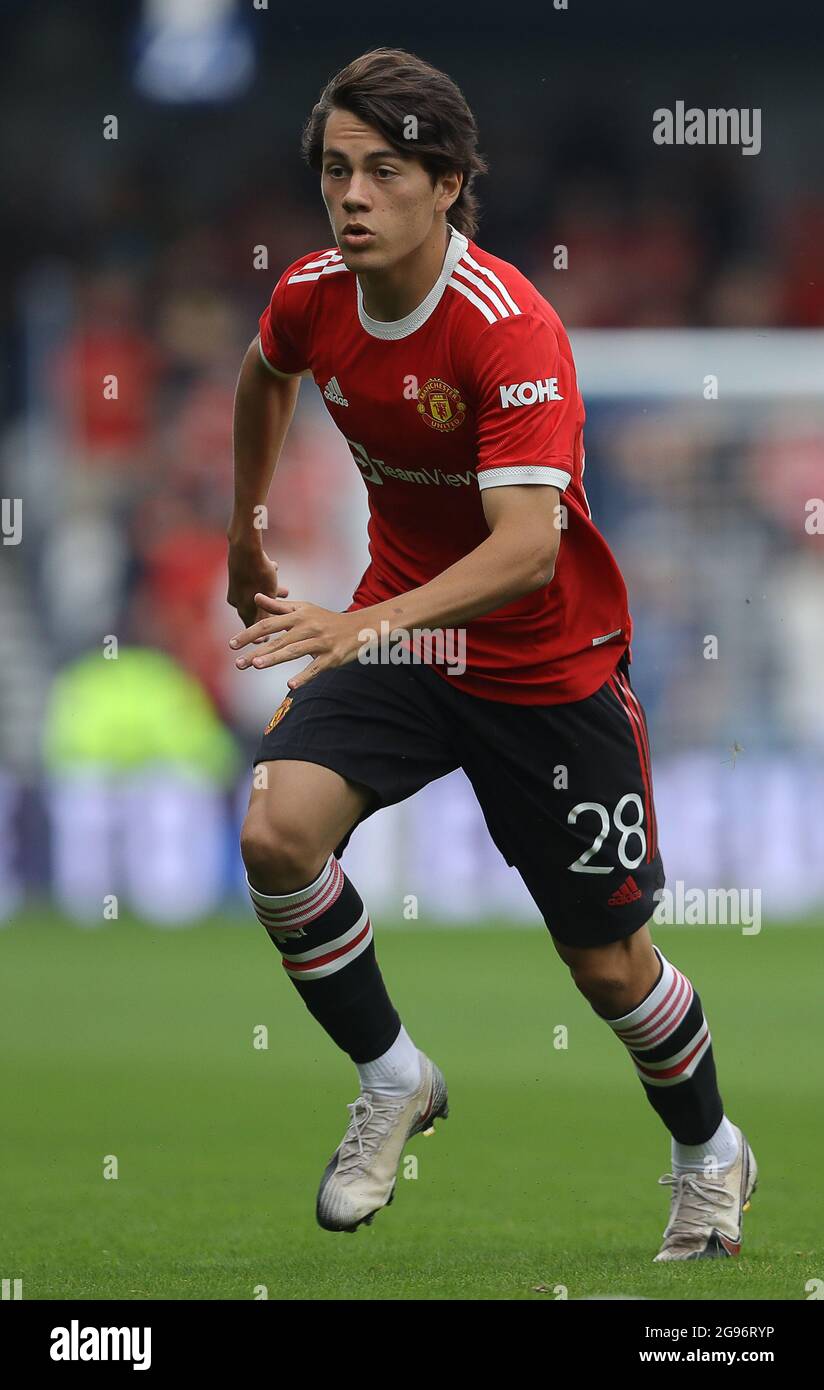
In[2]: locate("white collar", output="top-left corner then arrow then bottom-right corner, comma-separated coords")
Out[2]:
357,223 -> 468,340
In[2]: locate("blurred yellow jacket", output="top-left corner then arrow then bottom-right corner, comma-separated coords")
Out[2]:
43,647 -> 238,784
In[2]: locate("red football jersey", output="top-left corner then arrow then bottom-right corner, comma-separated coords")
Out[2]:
258,224 -> 631,704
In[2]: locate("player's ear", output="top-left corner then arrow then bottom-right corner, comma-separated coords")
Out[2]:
436,169 -> 463,215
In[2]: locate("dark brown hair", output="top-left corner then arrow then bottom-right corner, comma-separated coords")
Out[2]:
301,48 -> 488,239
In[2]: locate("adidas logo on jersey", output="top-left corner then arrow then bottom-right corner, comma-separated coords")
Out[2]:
323,376 -> 349,407
498,377 -> 563,408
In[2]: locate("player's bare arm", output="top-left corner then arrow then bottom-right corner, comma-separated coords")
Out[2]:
229,483 -> 561,688
226,335 -> 300,627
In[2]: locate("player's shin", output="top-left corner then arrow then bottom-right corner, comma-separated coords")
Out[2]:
247,854 -> 419,1093
596,944 -> 734,1165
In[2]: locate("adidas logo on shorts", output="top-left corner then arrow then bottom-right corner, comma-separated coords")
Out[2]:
608,874 -> 643,907
323,376 -> 349,407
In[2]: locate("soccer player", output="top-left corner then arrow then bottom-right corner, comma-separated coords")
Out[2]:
227,48 -> 756,1259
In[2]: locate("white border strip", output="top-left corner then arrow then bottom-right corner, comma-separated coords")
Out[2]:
477,464 -> 571,490
569,330 -> 824,399
258,338 -> 301,378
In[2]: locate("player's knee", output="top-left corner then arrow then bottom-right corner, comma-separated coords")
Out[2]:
240,811 -> 327,895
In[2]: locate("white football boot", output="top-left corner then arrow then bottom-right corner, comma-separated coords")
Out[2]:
316,1050 -> 448,1233
653,1123 -> 758,1261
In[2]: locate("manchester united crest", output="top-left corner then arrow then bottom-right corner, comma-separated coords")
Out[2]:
263,694 -> 292,735
417,377 -> 467,432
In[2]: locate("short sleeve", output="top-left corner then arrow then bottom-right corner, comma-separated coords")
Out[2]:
470,312 -> 580,492
257,267 -> 307,377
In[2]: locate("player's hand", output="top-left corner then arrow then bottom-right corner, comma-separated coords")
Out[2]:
229,593 -> 367,690
226,541 -> 289,629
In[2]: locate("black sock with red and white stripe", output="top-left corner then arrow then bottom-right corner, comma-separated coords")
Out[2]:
247,855 -> 401,1065
600,945 -> 724,1146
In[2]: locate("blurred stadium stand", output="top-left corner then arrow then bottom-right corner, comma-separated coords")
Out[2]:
1,1 -> 822,921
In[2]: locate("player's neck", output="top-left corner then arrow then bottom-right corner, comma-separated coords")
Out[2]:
357,222 -> 451,324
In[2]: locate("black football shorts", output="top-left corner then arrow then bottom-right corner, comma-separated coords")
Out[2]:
253,650 -> 665,948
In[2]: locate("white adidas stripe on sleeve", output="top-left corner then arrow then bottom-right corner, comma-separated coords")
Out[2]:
461,250 -> 522,314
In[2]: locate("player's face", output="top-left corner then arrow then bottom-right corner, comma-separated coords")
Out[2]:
321,107 -> 455,269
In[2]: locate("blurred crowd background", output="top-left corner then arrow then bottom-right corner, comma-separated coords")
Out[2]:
1,0 -> 822,921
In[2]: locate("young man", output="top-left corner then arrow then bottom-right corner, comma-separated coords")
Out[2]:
227,48 -> 756,1259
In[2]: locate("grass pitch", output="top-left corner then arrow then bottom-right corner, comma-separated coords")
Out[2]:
2,914 -> 821,1300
